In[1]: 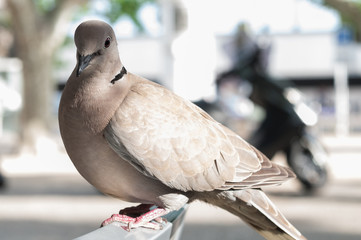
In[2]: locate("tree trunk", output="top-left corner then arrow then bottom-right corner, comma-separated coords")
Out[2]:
20,46 -> 53,147
6,0 -> 86,151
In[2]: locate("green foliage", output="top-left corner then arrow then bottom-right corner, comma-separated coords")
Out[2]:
34,0 -> 57,14
104,0 -> 155,31
33,0 -> 155,32
310,0 -> 361,41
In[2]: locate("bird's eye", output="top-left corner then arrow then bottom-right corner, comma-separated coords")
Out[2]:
104,37 -> 111,48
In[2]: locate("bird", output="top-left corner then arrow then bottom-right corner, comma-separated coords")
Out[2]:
58,20 -> 306,240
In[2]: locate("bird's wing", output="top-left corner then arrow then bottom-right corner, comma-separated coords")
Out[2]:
104,78 -> 294,192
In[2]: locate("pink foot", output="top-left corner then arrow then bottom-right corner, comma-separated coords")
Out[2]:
101,205 -> 170,231
101,213 -> 135,227
126,208 -> 169,230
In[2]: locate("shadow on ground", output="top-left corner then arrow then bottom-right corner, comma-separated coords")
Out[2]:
182,223 -> 361,240
0,175 -> 98,196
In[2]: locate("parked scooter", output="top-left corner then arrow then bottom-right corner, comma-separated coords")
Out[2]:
197,40 -> 328,190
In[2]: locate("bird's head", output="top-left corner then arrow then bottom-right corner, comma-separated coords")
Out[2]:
74,20 -> 120,78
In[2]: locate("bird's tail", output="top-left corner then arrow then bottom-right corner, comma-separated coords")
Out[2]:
200,189 -> 306,240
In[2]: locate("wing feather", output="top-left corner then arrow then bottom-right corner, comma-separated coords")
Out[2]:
104,79 -> 294,192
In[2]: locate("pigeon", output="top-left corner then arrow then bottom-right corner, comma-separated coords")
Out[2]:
58,20 -> 306,240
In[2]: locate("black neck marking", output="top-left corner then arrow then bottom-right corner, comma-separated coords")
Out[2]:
111,66 -> 127,84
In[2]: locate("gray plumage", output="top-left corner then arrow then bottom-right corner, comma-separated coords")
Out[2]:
58,20 -> 306,240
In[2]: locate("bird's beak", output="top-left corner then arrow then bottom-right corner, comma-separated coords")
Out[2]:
76,54 -> 93,77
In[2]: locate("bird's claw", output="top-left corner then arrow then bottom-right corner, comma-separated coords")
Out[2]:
100,213 -> 135,227
122,220 -> 164,231
101,206 -> 169,231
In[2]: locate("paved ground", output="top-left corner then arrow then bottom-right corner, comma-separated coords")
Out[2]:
0,135 -> 360,240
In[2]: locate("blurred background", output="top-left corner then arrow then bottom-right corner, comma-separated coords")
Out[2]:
0,0 -> 360,239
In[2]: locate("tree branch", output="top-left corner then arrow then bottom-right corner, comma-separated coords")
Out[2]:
6,0 -> 40,55
43,0 -> 87,53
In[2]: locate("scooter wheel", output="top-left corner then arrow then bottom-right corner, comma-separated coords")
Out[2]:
287,142 -> 328,190
0,173 -> 6,189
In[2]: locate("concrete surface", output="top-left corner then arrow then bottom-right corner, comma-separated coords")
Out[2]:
0,135 -> 360,240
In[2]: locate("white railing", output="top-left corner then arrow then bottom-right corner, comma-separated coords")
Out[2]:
74,205 -> 188,240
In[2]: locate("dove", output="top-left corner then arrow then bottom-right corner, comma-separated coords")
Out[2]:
58,20 -> 306,240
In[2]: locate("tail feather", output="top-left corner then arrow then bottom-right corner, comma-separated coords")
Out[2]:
201,189 -> 306,240
255,229 -> 301,240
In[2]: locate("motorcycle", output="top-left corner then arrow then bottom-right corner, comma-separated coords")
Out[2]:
281,87 -> 328,189
196,42 -> 328,190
